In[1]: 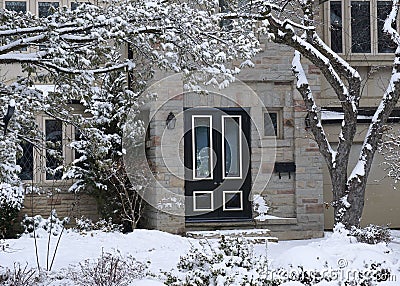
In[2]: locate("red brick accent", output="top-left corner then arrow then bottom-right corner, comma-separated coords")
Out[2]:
306,204 -> 323,213
284,119 -> 294,127
293,100 -> 307,111
302,198 -> 318,204
171,94 -> 183,100
152,136 -> 161,146
277,189 -> 295,195
308,65 -> 320,75
305,148 -> 319,152
47,198 -> 61,205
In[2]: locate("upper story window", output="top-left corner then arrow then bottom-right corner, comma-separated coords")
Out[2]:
38,1 -> 59,18
328,0 -> 397,55
5,1 -> 27,13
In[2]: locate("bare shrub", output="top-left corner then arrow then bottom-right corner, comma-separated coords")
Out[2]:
70,250 -> 148,286
0,263 -> 37,286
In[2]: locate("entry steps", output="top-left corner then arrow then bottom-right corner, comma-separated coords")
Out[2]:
186,228 -> 278,243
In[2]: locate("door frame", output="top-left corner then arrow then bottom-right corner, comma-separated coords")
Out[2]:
183,107 -> 252,222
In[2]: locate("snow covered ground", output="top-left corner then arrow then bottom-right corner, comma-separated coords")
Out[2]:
1,228 -> 400,285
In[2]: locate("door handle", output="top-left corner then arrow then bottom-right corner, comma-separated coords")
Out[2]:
214,181 -> 221,185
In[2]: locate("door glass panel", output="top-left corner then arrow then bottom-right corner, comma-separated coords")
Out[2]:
223,191 -> 243,211
193,116 -> 212,179
193,191 -> 213,211
223,116 -> 241,178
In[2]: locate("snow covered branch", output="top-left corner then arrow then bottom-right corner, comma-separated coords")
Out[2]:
292,51 -> 336,169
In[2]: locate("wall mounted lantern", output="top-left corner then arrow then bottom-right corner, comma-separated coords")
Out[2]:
3,98 -> 16,135
166,112 -> 176,130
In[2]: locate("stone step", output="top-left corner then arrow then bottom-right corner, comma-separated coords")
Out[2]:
186,228 -> 278,243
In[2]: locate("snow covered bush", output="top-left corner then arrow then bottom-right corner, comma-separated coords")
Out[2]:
253,194 -> 270,221
65,71 -> 148,232
350,224 -> 392,245
69,251 -> 148,286
21,210 -> 69,237
0,263 -> 37,286
0,135 -> 24,238
74,217 -> 122,233
164,235 -> 270,286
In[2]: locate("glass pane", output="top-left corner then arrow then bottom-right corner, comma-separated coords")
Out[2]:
224,116 -> 241,177
5,1 -> 26,12
17,141 -> 33,180
224,192 -> 242,210
264,112 -> 278,136
45,119 -> 63,180
194,192 -> 213,211
330,1 -> 343,53
351,1 -> 371,53
377,1 -> 396,53
219,0 -> 232,29
71,2 -> 80,10
193,117 -> 212,179
38,2 -> 59,18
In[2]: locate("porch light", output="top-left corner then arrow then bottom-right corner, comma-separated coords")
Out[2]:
3,98 -> 16,135
166,112 -> 176,129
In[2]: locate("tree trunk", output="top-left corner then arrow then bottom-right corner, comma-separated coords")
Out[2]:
331,167 -> 367,229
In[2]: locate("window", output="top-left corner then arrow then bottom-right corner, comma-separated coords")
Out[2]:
328,0 -> 397,55
71,2 -> 88,10
38,1 -> 59,18
193,191 -> 214,211
377,1 -> 397,53
45,119 -> 63,180
219,0 -> 249,28
71,2 -> 79,10
5,1 -> 26,12
264,111 -> 281,137
17,141 -> 33,180
192,115 -> 213,180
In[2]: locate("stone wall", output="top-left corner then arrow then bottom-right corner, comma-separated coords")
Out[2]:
141,40 -> 325,240
20,189 -> 99,225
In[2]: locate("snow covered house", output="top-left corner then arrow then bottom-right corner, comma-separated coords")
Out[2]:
138,1 -> 400,238
320,0 -> 400,229
2,0 -> 399,240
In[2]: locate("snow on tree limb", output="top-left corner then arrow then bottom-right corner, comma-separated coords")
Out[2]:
292,50 -> 336,168
347,0 -> 400,186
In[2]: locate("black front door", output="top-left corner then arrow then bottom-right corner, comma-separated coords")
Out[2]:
184,107 -> 252,221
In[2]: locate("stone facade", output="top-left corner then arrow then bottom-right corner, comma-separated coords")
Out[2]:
141,40 -> 325,240
20,190 -> 99,223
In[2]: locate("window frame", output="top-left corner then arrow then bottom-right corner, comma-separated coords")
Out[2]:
37,0 -> 60,18
4,0 -> 28,13
17,140 -> 36,182
42,117 -> 65,182
191,115 -> 214,181
325,0 -> 399,61
263,109 -> 283,139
